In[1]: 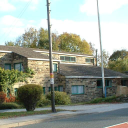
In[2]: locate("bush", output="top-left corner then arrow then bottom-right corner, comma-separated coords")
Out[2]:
87,96 -> 117,104
0,103 -> 21,109
0,92 -> 6,105
37,95 -> 51,107
5,94 -> 16,103
46,91 -> 71,105
17,84 -> 43,111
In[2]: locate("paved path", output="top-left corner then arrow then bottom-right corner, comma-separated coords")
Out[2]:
0,103 -> 128,128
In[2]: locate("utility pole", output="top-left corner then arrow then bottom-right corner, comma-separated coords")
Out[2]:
96,0 -> 106,97
46,0 -> 56,112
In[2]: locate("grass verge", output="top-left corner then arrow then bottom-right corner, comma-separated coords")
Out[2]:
0,109 -> 64,119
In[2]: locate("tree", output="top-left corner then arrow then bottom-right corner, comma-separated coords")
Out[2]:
109,49 -> 128,61
108,57 -> 128,73
58,32 -> 92,54
108,50 -> 128,73
97,49 -> 110,68
5,41 -> 15,46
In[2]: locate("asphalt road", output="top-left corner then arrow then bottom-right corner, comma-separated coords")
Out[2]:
17,108 -> 128,128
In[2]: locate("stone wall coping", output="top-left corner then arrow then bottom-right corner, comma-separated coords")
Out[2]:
28,58 -> 61,61
33,50 -> 94,57
0,50 -> 12,53
65,76 -> 128,79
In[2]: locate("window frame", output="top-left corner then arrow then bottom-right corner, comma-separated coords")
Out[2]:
14,88 -> 18,96
14,63 -> 23,71
58,85 -> 63,92
121,80 -> 128,86
85,58 -> 94,63
60,56 -> 76,62
5,63 -> 11,70
71,85 -> 84,95
43,87 -> 45,94
97,80 -> 112,88
53,63 -> 57,72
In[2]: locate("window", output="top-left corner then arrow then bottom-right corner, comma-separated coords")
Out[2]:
58,86 -> 63,92
14,63 -> 24,71
53,63 -> 57,72
86,58 -> 94,63
7,88 -> 10,97
72,85 -> 84,94
97,80 -> 112,88
49,87 -> 51,92
121,80 -> 128,86
54,87 -> 58,91
14,88 -> 18,96
5,64 -> 11,70
43,87 -> 45,94
60,56 -> 76,62
49,87 -> 58,92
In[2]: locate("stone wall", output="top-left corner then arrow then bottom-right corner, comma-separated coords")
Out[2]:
41,53 -> 95,65
14,60 -> 60,94
0,52 -> 13,69
59,77 -> 118,103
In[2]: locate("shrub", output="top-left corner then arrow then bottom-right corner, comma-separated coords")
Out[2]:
0,92 -> 6,105
17,84 -> 43,111
5,94 -> 16,103
0,102 -> 21,109
87,96 -> 118,104
46,91 -> 71,105
37,95 -> 51,107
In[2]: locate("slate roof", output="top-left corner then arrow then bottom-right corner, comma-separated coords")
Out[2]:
59,64 -> 128,78
0,45 -> 49,59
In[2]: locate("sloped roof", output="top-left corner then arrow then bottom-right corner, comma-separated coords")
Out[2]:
0,45 -> 49,59
59,64 -> 128,78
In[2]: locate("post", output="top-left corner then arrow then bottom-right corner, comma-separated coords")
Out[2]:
96,0 -> 106,97
46,0 -> 56,112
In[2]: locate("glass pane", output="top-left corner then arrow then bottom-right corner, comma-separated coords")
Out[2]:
59,86 -> 63,92
70,57 -> 75,62
60,56 -> 65,61
53,64 -> 57,72
65,56 -> 70,61
72,86 -> 77,94
5,64 -> 11,70
21,64 -> 24,71
78,86 -> 84,94
15,64 -> 21,71
86,58 -> 91,63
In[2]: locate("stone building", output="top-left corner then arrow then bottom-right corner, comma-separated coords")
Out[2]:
0,45 -> 128,102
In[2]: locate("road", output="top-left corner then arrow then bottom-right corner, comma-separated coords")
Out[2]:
16,108 -> 128,128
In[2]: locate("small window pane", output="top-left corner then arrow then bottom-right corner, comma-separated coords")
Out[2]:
5,64 -> 11,70
78,86 -> 84,94
70,57 -> 75,62
43,87 -> 45,94
65,56 -> 70,61
14,64 -> 21,71
14,88 -> 18,96
72,86 -> 77,94
53,63 -> 57,72
58,86 -> 63,92
60,56 -> 65,61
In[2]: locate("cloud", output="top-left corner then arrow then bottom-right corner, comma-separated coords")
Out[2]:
39,19 -> 128,54
1,15 -> 24,26
0,0 -> 16,12
80,0 -> 128,15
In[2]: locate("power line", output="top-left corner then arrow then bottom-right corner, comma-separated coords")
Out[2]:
2,0 -> 33,43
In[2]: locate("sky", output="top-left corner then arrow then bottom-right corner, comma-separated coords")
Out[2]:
0,0 -> 128,55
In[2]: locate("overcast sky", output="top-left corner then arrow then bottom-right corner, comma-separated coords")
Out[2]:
0,0 -> 128,55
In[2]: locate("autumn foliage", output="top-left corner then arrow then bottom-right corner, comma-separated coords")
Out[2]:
5,94 -> 16,103
0,92 -> 6,104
